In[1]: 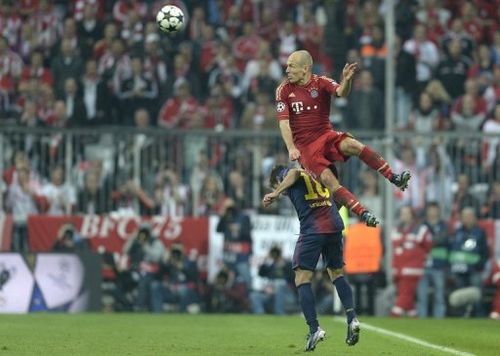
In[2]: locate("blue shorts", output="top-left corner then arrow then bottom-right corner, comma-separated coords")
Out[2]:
292,232 -> 344,271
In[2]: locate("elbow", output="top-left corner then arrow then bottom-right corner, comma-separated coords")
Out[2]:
289,168 -> 301,180
336,90 -> 347,98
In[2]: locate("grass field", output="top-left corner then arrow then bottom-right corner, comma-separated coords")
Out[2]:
0,314 -> 498,355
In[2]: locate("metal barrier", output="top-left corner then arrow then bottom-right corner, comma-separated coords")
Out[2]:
1,127 -> 499,223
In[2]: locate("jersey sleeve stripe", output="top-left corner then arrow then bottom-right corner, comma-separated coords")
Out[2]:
275,82 -> 286,100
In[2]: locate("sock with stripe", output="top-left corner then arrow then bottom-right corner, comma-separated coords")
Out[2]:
333,276 -> 356,324
359,146 -> 393,179
332,186 -> 367,217
297,283 -> 319,334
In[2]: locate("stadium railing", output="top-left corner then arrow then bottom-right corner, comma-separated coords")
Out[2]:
1,127 -> 499,223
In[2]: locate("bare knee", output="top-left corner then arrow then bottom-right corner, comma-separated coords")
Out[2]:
320,169 -> 340,191
295,268 -> 314,286
327,268 -> 344,282
339,138 -> 364,156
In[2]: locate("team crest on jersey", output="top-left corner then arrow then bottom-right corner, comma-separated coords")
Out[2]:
310,89 -> 318,98
276,102 -> 286,112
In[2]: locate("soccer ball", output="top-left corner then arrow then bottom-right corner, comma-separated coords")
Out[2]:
156,5 -> 185,34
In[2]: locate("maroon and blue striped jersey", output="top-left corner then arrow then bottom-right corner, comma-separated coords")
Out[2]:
279,168 -> 344,235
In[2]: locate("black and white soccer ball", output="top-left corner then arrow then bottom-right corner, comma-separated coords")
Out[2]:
156,5 -> 185,34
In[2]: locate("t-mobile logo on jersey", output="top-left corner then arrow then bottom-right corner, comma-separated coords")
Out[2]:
291,101 -> 304,114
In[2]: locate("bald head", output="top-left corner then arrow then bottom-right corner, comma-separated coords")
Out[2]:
292,50 -> 313,67
286,50 -> 313,85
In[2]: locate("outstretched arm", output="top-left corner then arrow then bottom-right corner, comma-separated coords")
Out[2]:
279,120 -> 300,161
336,62 -> 358,97
262,168 -> 301,207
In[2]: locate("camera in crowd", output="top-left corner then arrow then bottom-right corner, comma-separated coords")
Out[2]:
137,224 -> 152,244
215,270 -> 229,287
62,226 -> 75,241
171,244 -> 184,260
269,246 -> 282,260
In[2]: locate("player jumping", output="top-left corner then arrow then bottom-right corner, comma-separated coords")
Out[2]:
275,50 -> 411,226
263,166 -> 360,351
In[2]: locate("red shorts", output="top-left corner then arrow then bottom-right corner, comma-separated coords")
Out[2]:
298,131 -> 352,178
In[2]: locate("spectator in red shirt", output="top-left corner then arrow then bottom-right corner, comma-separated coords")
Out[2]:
490,259 -> 500,319
0,36 -> 23,96
202,84 -> 234,130
21,51 -> 53,86
111,178 -> 155,216
32,0 -> 59,53
2,151 -> 29,187
198,24 -> 219,74
16,78 -> 44,116
72,0 -> 106,22
112,0 -> 147,24
390,206 -> 432,317
460,1 -> 483,44
233,22 -> 261,71
157,79 -> 201,129
451,78 -> 488,121
425,14 -> 446,47
93,22 -> 118,60
18,0 -> 39,18
257,6 -> 279,43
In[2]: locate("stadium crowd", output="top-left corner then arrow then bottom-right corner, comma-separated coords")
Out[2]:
0,0 -> 499,317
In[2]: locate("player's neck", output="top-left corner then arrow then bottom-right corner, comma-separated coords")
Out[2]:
297,73 -> 312,86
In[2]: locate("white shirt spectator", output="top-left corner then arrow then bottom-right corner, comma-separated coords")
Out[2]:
156,184 -> 190,218
6,180 -> 40,224
403,37 -> 439,83
83,77 -> 98,119
242,58 -> 282,91
483,117 -> 500,167
41,182 -> 76,215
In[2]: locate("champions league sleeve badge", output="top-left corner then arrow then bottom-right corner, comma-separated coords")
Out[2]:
276,102 -> 286,112
310,89 -> 318,98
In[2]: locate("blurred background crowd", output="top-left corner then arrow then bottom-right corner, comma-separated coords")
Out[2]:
0,0 -> 499,317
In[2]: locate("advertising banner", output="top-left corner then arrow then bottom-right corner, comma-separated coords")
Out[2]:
344,224 -> 382,274
0,253 -> 101,314
209,215 -> 383,284
27,215 -> 209,258
208,214 -> 300,287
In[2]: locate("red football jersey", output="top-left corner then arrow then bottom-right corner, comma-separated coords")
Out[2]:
275,74 -> 339,148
